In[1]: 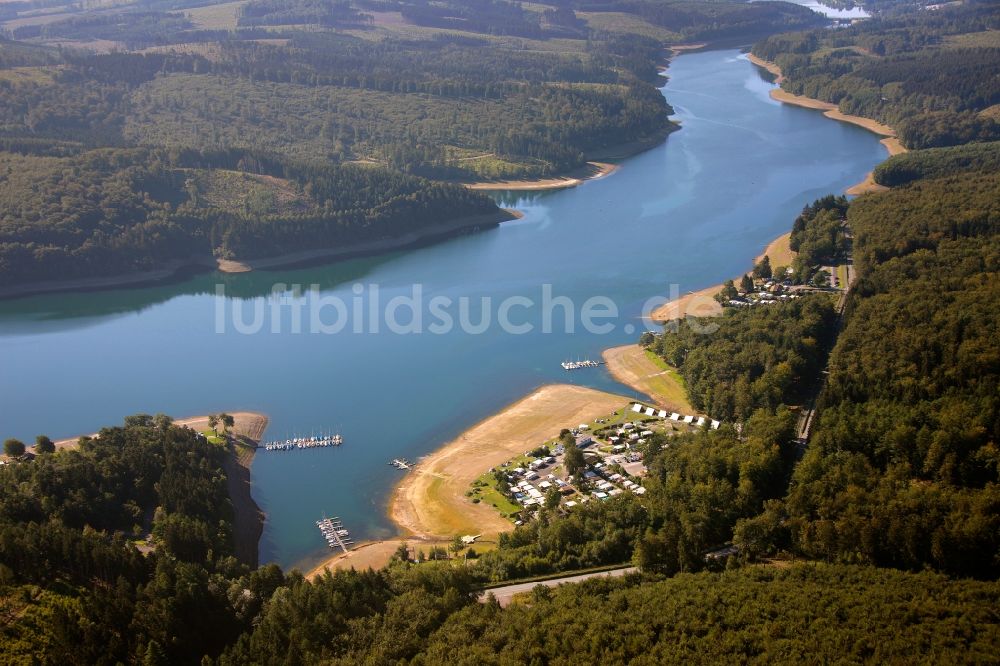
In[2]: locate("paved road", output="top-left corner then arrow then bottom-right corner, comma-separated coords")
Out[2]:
481,566 -> 638,607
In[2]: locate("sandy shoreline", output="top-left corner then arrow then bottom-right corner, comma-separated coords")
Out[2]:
465,162 -> 619,191
52,411 -> 268,566
746,53 -> 908,196
306,384 -> 628,577
749,53 -> 899,137
649,52 -> 910,322
649,231 -> 793,322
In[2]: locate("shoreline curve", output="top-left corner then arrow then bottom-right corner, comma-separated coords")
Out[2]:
306,384 -> 628,578
746,53 -> 908,195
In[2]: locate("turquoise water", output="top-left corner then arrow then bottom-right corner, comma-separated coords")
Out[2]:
0,50 -> 886,570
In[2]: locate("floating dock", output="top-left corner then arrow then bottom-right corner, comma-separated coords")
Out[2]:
316,517 -> 353,553
561,359 -> 603,370
264,434 -> 343,451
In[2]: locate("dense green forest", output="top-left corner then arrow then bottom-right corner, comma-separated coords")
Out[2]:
408,565 -> 999,664
8,412 -> 997,663
874,139 -> 1000,186
0,34 -> 672,178
752,1 -> 1000,149
0,0 -> 834,286
0,418 -> 260,663
641,172 -> 999,578
788,194 -> 850,280
647,296 -> 838,421
0,147 -> 497,285
777,171 -> 1000,576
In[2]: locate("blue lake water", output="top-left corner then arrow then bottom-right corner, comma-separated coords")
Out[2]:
0,50 -> 886,570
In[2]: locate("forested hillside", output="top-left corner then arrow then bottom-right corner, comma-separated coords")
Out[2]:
752,1 -> 1000,149
410,565 -> 999,664
0,0 -> 825,288
874,139 -> 1000,186
0,147 -> 497,286
0,417 -> 261,663
4,414 -> 997,664
642,166 -> 999,579
1,1 -> 998,662
778,171 -> 1000,576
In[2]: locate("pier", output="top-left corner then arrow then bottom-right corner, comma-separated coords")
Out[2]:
316,517 -> 353,553
264,433 -> 343,451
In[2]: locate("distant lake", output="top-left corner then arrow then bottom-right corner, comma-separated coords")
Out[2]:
0,50 -> 886,570
783,0 -> 871,20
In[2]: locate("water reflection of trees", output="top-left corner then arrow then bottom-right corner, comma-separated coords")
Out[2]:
0,253 -> 398,331
489,190 -> 557,208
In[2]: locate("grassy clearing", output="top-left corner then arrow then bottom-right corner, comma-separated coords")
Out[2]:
178,0 -> 247,30
0,66 -> 57,85
760,231 -> 796,268
442,146 -> 545,179
604,344 -> 694,413
192,169 -> 315,217
470,476 -> 522,518
578,11 -> 681,41
346,21 -> 588,54
200,429 -> 226,446
943,30 -> 1000,49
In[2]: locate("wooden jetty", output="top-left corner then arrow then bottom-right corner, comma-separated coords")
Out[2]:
316,517 -> 353,553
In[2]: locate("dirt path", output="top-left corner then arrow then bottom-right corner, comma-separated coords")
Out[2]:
485,566 -> 637,607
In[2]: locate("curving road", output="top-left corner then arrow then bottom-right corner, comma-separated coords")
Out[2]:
481,566 -> 638,607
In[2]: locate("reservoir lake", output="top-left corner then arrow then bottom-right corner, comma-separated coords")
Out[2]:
0,49 -> 887,570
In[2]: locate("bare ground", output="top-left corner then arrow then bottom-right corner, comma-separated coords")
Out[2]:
465,162 -> 618,191
307,385 -> 628,576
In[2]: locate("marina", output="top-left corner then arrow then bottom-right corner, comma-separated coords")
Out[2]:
264,433 -> 343,451
316,517 -> 353,553
561,359 -> 604,371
